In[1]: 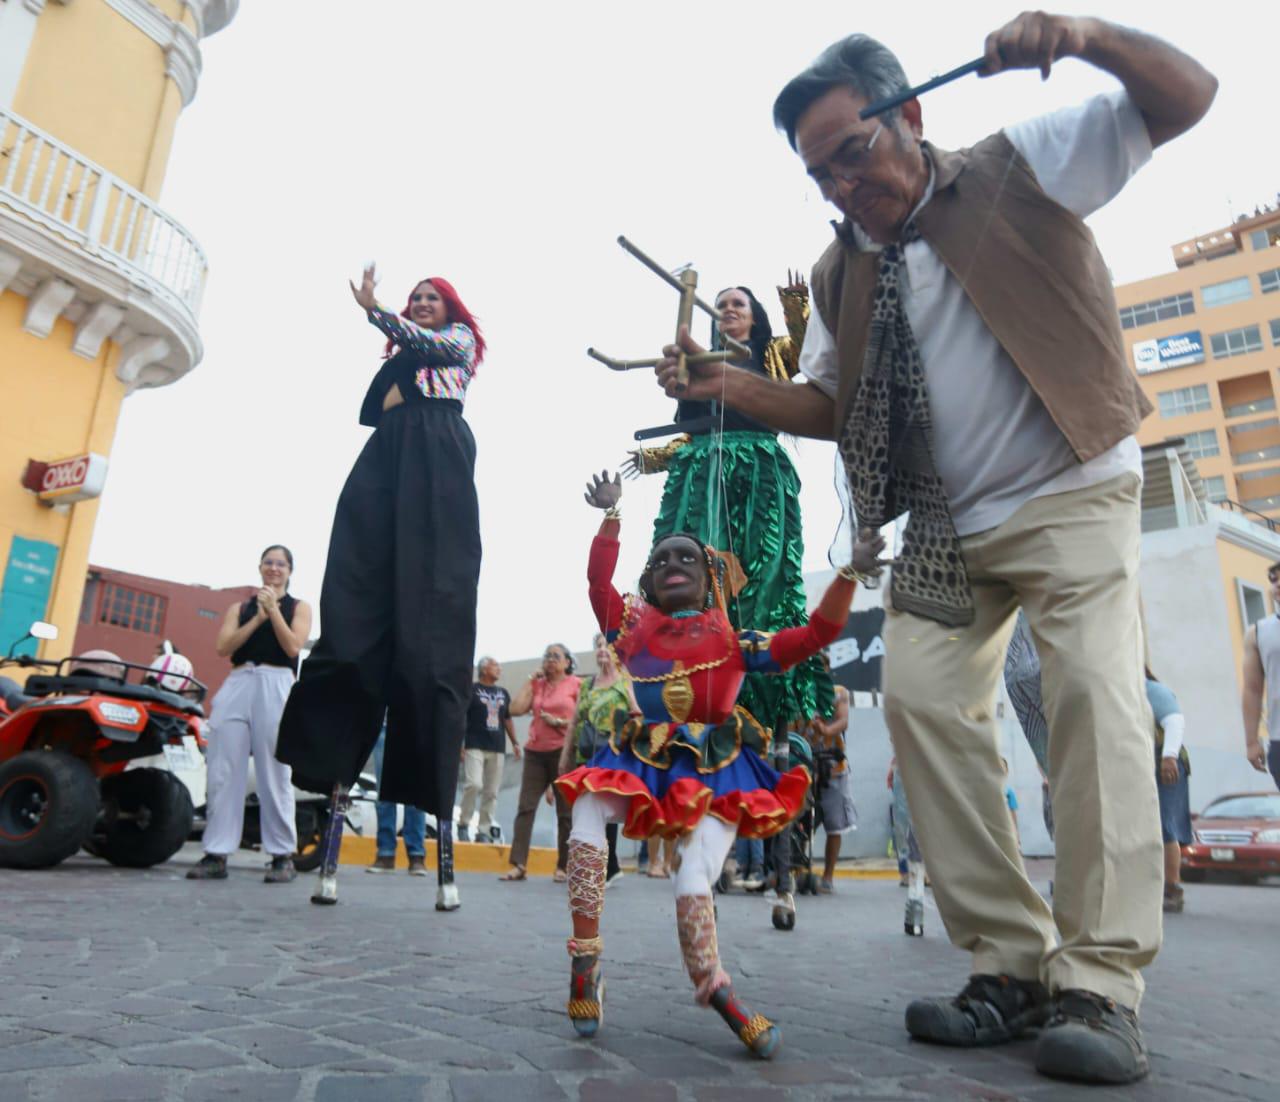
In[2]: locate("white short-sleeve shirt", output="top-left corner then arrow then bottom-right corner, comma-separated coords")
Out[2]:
800,90 -> 1153,536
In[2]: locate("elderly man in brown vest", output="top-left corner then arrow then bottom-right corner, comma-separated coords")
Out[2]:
655,12 -> 1216,1086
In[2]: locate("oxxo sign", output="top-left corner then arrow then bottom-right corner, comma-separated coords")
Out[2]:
21,453 -> 109,504
1132,330 -> 1205,375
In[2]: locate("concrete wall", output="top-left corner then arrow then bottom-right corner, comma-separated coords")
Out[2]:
1142,518 -> 1280,809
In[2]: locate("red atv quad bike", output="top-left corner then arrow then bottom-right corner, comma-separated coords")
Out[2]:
0,623 -> 207,870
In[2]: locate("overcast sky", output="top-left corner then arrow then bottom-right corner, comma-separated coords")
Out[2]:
88,1 -> 1277,662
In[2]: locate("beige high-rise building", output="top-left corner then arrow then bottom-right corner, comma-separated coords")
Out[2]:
1117,205 -> 1280,519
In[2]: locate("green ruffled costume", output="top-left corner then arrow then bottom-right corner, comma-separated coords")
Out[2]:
639,287 -> 834,737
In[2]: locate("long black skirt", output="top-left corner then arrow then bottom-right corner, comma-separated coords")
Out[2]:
276,399 -> 480,816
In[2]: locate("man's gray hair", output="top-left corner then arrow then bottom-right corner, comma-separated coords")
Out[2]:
773,34 -> 911,149
476,655 -> 498,675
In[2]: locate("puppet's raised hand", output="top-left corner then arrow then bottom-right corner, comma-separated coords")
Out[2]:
851,527 -> 889,577
779,268 -> 808,297
584,470 -> 622,510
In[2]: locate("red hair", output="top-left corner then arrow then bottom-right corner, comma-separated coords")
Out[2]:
382,276 -> 487,365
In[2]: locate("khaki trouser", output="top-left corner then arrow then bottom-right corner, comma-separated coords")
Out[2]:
508,748 -> 570,870
883,472 -> 1161,1008
459,748 -> 505,831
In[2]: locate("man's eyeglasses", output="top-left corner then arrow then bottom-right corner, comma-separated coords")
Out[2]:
810,122 -> 884,200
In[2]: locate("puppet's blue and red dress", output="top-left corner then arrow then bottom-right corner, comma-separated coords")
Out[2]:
557,517 -> 852,840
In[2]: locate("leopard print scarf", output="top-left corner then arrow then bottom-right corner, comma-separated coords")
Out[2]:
837,226 -> 974,627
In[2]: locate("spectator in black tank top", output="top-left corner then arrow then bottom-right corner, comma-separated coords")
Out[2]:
187,545 -> 313,883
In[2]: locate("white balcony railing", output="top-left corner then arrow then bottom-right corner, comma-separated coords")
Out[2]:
0,107 -> 207,321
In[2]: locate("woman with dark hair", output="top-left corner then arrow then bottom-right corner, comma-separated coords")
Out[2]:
624,280 -> 832,788
502,643 -> 581,882
553,472 -> 857,1058
276,265 -> 483,911
188,545 -> 312,882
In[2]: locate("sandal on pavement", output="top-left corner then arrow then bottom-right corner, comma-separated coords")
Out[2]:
499,866 -> 528,882
1034,989 -> 1149,1084
906,974 -> 1051,1047
553,868 -> 568,883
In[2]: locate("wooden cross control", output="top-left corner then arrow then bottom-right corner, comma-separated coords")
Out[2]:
587,236 -> 752,389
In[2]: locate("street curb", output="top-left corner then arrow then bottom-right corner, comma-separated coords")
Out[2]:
338,835 -> 899,878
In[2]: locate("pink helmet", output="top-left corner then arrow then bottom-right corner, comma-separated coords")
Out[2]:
71,649 -> 126,681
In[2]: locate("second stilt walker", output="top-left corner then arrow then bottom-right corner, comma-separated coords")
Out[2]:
276,264 -> 484,912
555,472 -> 857,1058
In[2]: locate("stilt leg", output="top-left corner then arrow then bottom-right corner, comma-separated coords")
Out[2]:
310,783 -> 350,906
904,860 -> 925,936
566,839 -> 607,1037
435,819 -> 460,911
677,894 -> 780,1059
769,829 -> 797,931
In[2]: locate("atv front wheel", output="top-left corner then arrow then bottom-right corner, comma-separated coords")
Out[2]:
93,768 -> 194,868
0,751 -> 100,869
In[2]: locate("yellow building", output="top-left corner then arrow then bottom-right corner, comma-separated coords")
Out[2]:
1117,205 -> 1280,519
0,0 -> 236,657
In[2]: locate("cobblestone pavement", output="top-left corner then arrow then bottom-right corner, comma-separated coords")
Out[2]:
0,845 -> 1273,1101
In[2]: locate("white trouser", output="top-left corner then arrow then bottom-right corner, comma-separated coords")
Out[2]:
459,749 -> 505,830
570,792 -> 737,896
204,664 -> 297,857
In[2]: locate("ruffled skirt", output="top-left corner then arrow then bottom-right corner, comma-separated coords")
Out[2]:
556,710 -> 809,840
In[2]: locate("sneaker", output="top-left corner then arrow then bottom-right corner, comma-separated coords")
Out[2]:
1034,990 -> 1149,1084
743,867 -> 766,891
264,856 -> 297,883
1162,884 -> 1184,914
186,854 -> 227,880
605,868 -> 624,890
906,974 -> 1051,1046
818,877 -> 835,895
366,855 -> 396,874
457,825 -> 470,843
407,857 -> 429,877
487,824 -> 504,843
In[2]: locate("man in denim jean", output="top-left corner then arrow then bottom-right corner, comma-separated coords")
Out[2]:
367,719 -> 428,876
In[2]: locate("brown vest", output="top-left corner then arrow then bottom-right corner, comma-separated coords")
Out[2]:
810,131 -> 1151,459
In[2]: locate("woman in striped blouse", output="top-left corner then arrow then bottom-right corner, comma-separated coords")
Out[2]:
277,266 -> 485,912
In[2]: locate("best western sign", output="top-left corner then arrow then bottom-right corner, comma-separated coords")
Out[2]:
1132,330 -> 1204,375
21,453 -> 108,504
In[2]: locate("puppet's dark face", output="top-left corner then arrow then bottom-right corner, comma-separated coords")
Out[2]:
644,536 -> 709,614
715,289 -> 754,343
795,85 -> 927,246
409,281 -> 447,329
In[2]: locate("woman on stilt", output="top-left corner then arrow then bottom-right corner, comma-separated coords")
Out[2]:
276,264 -> 484,912
555,472 -> 858,1059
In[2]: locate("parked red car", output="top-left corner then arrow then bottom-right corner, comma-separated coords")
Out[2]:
1182,791 -> 1280,883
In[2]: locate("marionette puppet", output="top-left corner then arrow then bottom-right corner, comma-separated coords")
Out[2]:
554,471 -> 858,1059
